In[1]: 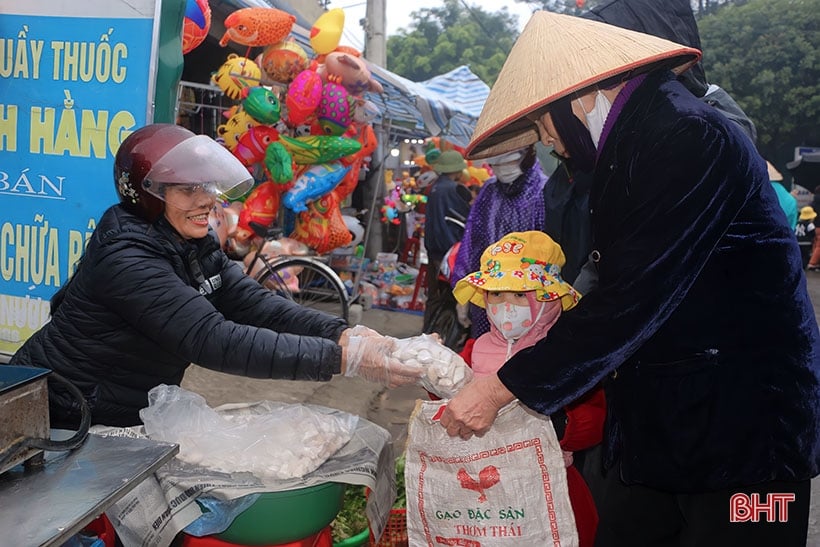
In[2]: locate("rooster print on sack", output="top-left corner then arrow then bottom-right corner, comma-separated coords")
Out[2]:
456,465 -> 501,503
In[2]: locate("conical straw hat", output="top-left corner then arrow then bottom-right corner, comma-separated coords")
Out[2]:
467,11 -> 702,159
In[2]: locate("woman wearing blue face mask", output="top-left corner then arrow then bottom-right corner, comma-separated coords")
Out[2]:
450,145 -> 550,338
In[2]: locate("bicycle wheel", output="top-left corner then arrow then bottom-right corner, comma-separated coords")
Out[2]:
256,257 -> 349,321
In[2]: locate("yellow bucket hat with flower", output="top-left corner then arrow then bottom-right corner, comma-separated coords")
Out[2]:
453,231 -> 581,311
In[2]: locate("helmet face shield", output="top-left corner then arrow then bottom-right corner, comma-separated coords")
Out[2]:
142,135 -> 254,206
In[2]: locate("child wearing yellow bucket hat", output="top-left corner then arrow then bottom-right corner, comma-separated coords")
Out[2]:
453,230 -> 601,547
453,230 -> 580,357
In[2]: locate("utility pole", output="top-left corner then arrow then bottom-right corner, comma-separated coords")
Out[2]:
362,0 -> 388,260
363,0 -> 386,66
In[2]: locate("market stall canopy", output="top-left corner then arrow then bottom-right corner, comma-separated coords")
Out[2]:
365,65 -> 490,146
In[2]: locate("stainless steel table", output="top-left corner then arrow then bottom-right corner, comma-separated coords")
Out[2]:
0,433 -> 178,546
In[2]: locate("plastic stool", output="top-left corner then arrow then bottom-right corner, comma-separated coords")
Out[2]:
400,237 -> 420,266
410,263 -> 428,311
181,525 -> 332,547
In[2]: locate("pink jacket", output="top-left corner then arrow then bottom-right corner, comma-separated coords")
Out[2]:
470,294 -> 562,376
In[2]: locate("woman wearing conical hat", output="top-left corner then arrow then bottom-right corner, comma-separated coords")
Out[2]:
439,11 -> 820,546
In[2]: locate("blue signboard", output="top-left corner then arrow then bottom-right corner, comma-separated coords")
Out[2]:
0,2 -> 162,354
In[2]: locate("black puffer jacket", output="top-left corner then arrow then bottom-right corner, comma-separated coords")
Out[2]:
10,205 -> 347,428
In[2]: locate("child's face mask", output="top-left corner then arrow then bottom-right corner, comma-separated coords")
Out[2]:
487,301 -> 534,340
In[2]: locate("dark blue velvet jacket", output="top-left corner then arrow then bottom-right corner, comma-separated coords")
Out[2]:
498,71 -> 820,492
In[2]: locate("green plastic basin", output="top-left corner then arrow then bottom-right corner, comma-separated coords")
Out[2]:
332,526 -> 370,547
215,482 -> 345,545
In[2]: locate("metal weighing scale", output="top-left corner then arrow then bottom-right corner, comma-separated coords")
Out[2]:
0,365 -> 51,475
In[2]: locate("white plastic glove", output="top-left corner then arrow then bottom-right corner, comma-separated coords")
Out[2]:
391,334 -> 474,398
343,335 -> 423,387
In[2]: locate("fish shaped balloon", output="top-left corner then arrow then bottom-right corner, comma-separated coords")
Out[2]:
278,135 -> 361,165
282,163 -> 350,213
233,125 -> 281,168
220,7 -> 296,47
285,68 -> 323,127
317,81 -> 354,136
242,86 -> 281,125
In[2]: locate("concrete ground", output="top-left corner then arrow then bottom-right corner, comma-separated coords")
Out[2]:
178,274 -> 820,541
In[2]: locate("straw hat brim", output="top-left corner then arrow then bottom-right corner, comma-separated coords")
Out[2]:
767,161 -> 784,182
466,11 -> 702,160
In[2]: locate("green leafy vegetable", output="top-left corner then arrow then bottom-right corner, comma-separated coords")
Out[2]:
331,485 -> 369,543
331,455 -> 407,542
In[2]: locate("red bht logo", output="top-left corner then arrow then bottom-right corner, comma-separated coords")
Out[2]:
730,493 -> 795,523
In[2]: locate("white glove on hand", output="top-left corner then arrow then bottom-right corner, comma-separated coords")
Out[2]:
344,335 -> 423,387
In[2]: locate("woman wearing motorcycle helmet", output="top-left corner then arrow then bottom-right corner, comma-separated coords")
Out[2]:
10,124 -> 420,429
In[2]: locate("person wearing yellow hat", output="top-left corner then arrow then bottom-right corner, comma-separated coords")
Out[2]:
440,10 -> 819,546
453,231 -> 602,547
796,206 -> 818,269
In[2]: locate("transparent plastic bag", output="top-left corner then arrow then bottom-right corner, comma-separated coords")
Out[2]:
140,385 -> 358,479
390,334 -> 473,398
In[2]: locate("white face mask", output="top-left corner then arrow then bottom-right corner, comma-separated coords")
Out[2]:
487,302 -> 534,340
578,91 -> 612,148
493,163 -> 524,184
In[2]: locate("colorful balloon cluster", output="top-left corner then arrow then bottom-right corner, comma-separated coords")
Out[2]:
182,0 -> 212,55
208,7 -> 382,255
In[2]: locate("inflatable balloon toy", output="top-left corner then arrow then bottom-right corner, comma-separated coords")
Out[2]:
285,67 -> 323,127
217,107 -> 260,151
279,135 -> 361,165
220,7 -> 296,47
317,81 -> 355,136
259,40 -> 309,84
283,163 -> 350,213
342,214 -> 365,249
234,181 -> 282,243
310,8 -> 344,55
290,190 -> 352,254
401,193 -> 428,209
242,86 -> 281,125
352,98 -> 380,125
211,54 -> 261,100
318,52 -> 384,96
333,122 -> 377,199
233,125 -> 281,168
264,141 -> 294,185
182,0 -> 211,55
381,199 -> 400,225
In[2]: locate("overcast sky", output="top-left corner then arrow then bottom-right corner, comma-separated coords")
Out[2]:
325,0 -> 536,52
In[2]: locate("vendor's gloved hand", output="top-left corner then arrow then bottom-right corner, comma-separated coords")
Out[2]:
343,335 -> 423,388
338,324 -> 380,347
